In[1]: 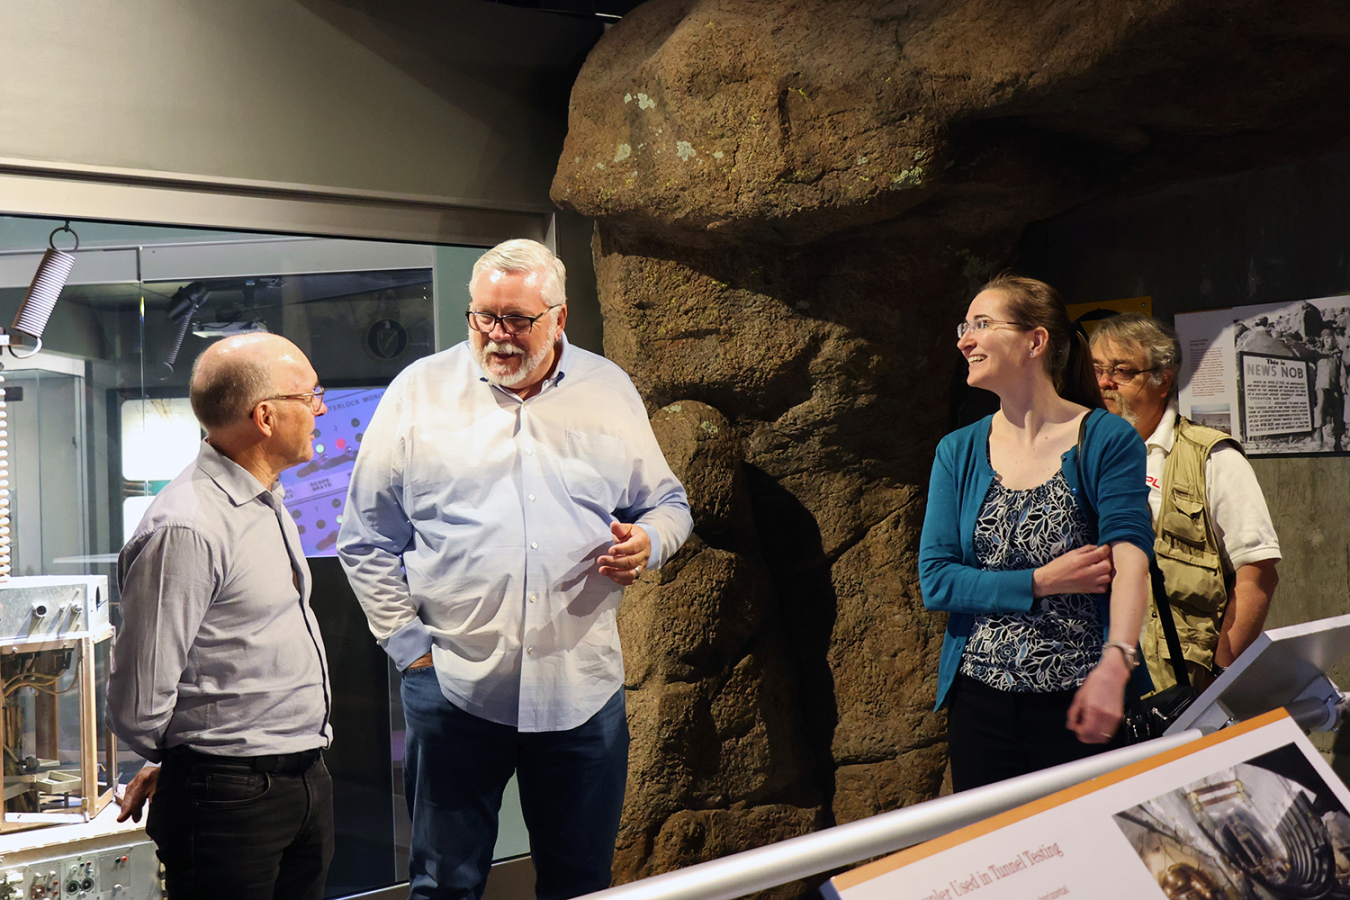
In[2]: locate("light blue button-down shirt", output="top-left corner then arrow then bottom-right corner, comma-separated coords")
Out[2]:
337,337 -> 692,731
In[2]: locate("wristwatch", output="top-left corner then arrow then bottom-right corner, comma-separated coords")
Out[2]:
1102,640 -> 1139,670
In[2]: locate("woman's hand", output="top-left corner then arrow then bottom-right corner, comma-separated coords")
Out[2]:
1032,544 -> 1114,597
1066,540 -> 1149,744
1066,649 -> 1132,743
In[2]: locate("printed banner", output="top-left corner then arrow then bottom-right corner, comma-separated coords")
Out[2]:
827,711 -> 1350,900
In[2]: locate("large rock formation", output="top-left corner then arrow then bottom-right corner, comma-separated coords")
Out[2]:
552,0 -> 1350,888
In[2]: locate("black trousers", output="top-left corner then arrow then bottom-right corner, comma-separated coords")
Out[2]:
947,673 -> 1117,793
146,749 -> 334,900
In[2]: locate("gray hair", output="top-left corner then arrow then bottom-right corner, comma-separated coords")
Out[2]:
1089,313 -> 1182,398
189,352 -> 274,429
469,239 -> 567,308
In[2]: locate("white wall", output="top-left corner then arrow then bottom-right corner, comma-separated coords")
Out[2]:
0,0 -> 599,210
0,0 -> 604,347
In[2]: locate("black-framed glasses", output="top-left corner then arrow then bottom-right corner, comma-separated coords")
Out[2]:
956,317 -> 1024,339
258,386 -> 326,412
1092,364 -> 1158,383
466,308 -> 558,336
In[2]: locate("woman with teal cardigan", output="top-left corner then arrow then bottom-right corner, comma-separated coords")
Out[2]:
920,275 -> 1154,792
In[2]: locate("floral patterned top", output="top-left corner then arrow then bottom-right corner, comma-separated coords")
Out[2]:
958,465 -> 1100,692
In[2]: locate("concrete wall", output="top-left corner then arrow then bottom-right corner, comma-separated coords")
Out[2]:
1016,148 -> 1350,684
0,0 -> 603,349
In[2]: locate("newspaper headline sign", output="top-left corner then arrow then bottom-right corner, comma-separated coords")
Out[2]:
1176,294 -> 1350,455
1238,354 -> 1313,438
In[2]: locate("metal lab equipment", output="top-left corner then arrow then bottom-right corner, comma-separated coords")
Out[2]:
0,576 -> 114,833
0,801 -> 160,900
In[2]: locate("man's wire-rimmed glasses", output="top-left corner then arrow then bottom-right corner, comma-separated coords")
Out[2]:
1092,364 -> 1158,383
466,307 -> 559,336
258,386 -> 326,412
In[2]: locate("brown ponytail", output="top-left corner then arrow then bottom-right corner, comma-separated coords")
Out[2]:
1063,325 -> 1105,410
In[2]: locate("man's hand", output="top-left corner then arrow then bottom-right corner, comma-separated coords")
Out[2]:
405,652 -> 434,670
115,763 -> 160,824
599,522 -> 650,586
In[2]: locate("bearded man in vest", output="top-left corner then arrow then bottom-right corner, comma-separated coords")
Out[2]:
1090,314 -> 1280,693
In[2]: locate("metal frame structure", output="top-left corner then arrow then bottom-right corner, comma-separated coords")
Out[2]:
0,627 -> 116,834
0,157 -> 552,248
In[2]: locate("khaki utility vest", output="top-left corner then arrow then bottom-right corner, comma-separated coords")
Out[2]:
1143,416 -> 1234,693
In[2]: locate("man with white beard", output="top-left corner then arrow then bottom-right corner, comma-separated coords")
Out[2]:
337,239 -> 692,900
1090,314 -> 1279,695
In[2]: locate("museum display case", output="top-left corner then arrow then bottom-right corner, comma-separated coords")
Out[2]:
0,213 -> 529,896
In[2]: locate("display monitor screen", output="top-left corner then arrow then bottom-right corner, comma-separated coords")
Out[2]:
279,386 -> 388,557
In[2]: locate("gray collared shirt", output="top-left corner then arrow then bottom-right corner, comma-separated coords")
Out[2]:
109,441 -> 333,762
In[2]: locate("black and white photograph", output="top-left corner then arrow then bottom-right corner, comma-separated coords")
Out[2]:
1233,296 -> 1350,455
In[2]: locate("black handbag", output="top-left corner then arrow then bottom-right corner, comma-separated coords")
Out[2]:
1074,410 -> 1197,743
1121,559 -> 1198,743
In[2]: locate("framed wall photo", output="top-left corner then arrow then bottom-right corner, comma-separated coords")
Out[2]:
1177,294 -> 1350,455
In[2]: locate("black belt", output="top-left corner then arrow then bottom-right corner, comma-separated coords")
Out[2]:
168,746 -> 322,776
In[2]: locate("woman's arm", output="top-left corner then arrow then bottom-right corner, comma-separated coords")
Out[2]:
1066,540 -> 1149,743
919,441 -> 1036,615
1086,414 -> 1155,553
921,433 -> 1116,614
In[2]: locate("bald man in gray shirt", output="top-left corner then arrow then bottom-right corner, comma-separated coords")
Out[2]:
109,333 -> 334,900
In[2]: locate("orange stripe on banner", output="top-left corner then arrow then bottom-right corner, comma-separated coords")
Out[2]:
830,708 -> 1289,891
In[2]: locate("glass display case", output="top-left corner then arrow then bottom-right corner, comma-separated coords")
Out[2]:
0,577 -> 114,833
0,214 -> 530,896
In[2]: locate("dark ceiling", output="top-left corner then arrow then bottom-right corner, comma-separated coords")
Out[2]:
479,0 -> 646,19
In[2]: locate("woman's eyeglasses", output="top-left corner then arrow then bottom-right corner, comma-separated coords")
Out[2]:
956,318 -> 1023,339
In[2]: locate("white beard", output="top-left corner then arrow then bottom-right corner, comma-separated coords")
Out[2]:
470,317 -> 560,388
1102,389 -> 1137,426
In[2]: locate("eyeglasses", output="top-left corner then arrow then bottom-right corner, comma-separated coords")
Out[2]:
466,307 -> 559,336
1092,364 -> 1158,383
258,386 -> 326,412
956,318 -> 1024,339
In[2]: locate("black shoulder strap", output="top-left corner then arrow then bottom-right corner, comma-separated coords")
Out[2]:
1075,409 -> 1191,689
1149,557 -> 1192,687
1074,410 -> 1096,520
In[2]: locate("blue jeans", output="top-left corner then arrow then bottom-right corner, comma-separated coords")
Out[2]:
147,752 -> 333,900
400,668 -> 629,900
